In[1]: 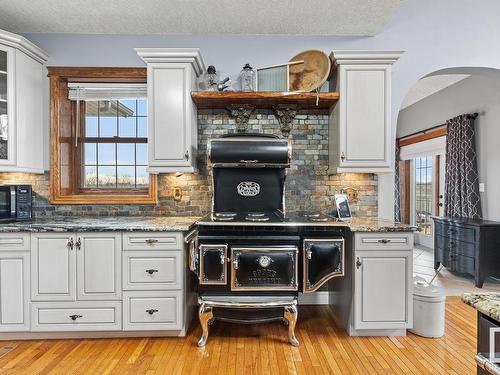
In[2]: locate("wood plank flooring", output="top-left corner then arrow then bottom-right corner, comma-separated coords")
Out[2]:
0,297 -> 476,374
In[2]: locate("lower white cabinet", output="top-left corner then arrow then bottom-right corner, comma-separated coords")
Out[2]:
0,240 -> 30,331
123,291 -> 183,331
123,251 -> 183,290
353,232 -> 413,331
31,232 -> 121,301
31,301 -> 122,331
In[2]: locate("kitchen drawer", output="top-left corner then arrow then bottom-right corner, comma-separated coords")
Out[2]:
31,301 -> 122,331
355,232 -> 413,251
435,222 -> 475,244
123,291 -> 183,331
123,251 -> 183,290
0,233 -> 30,251
122,232 -> 182,251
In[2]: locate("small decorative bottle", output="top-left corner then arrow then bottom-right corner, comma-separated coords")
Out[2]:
240,63 -> 255,92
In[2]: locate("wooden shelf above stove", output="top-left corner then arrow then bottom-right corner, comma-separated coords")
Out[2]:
191,91 -> 339,110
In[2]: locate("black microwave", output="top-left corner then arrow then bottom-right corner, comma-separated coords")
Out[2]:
0,185 -> 32,222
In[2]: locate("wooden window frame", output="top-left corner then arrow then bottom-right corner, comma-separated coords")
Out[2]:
48,67 -> 157,205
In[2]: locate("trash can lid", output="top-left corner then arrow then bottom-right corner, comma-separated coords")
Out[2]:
413,276 -> 445,299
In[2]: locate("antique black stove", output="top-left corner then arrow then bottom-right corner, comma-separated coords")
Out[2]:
186,134 -> 345,347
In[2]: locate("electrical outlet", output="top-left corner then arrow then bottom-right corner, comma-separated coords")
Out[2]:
173,187 -> 182,201
342,187 -> 359,202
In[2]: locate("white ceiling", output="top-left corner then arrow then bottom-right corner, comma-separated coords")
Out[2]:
400,74 -> 471,110
0,0 -> 403,36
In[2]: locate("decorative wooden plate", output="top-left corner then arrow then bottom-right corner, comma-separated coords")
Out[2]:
288,50 -> 331,92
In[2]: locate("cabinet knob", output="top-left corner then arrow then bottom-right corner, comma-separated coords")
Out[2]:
340,152 -> 346,162
75,238 -> 81,250
185,150 -> 190,161
69,314 -> 82,321
145,269 -> 159,275
146,309 -> 158,315
356,257 -> 362,269
67,238 -> 74,250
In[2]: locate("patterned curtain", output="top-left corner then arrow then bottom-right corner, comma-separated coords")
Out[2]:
444,114 -> 482,218
394,141 -> 401,222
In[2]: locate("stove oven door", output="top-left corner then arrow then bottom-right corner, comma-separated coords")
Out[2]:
231,246 -> 298,291
303,238 -> 344,293
199,244 -> 228,285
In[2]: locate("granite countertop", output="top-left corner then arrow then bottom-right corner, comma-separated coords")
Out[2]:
0,216 -> 415,233
0,216 -> 200,233
347,218 -> 417,232
462,293 -> 500,322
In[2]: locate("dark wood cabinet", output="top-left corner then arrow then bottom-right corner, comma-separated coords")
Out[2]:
433,217 -> 500,288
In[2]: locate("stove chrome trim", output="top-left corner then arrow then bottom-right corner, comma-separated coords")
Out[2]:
302,238 -> 345,294
230,246 -> 299,291
199,244 -> 228,285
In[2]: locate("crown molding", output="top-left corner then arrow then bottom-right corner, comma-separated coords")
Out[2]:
331,50 -> 404,65
0,29 -> 48,64
135,48 -> 205,76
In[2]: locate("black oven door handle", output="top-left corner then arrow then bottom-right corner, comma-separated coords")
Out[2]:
10,186 -> 16,217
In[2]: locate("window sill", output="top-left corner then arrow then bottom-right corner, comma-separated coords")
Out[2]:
50,176 -> 158,205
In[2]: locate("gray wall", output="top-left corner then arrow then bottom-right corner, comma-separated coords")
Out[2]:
18,0 -> 500,219
397,72 -> 500,221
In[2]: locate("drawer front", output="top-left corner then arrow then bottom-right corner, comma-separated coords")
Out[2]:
31,301 -> 122,331
123,251 -> 183,290
355,232 -> 413,251
123,291 -> 183,331
435,235 -> 475,258
452,255 -> 475,275
123,232 -> 182,251
435,223 -> 475,244
0,233 -> 30,251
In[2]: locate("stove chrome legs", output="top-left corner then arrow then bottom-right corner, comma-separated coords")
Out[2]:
198,303 -> 213,347
284,305 -> 299,347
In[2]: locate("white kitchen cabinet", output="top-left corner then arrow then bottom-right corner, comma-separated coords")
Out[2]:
329,51 -> 402,174
135,48 -> 205,173
0,233 -> 30,331
77,233 -> 121,300
32,232 -> 121,302
0,29 -> 48,173
353,232 -> 413,331
31,233 -> 76,301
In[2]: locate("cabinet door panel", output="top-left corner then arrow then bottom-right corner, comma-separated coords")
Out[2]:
344,68 -> 386,164
0,252 -> 29,331
354,251 -> 411,329
32,234 -> 76,301
77,233 -> 121,300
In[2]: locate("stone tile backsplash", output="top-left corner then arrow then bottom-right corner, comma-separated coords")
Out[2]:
0,110 -> 377,218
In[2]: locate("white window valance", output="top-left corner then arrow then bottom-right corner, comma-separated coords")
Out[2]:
67,82 -> 147,101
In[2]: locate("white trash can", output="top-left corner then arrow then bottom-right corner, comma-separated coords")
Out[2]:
410,276 -> 446,338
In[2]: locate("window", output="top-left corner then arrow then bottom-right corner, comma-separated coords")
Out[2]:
414,156 -> 433,235
48,67 -> 157,205
81,99 -> 148,189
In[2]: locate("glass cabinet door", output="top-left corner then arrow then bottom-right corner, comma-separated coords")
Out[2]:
0,48 -> 10,162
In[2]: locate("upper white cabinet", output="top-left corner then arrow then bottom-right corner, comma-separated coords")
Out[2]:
329,51 -> 402,174
136,48 -> 205,173
0,29 -> 48,173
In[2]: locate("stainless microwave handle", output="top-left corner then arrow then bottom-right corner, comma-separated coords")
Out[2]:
10,186 -> 16,216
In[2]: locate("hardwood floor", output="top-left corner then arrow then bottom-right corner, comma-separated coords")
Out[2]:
0,297 -> 476,374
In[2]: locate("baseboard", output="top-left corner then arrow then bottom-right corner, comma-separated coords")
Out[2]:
298,291 -> 329,305
0,329 -> 186,341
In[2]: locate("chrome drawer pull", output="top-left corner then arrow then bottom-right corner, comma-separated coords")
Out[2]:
145,239 -> 159,245
378,239 -> 391,244
146,269 -> 159,275
146,309 -> 158,315
69,314 -> 82,321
